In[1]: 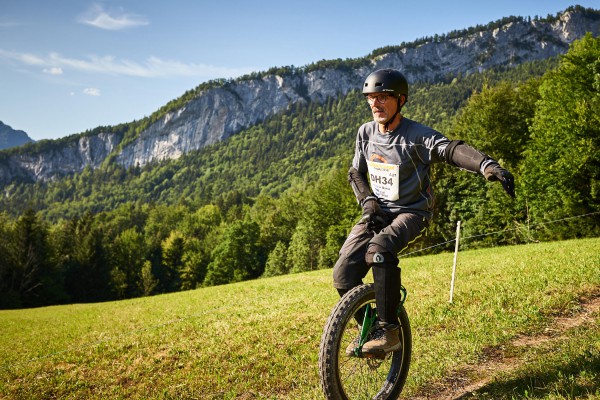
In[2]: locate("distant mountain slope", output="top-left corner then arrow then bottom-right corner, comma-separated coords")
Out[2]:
0,121 -> 34,150
0,6 -> 598,186
0,57 -> 560,219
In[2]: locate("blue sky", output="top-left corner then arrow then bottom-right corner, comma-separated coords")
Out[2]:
1,1 -> 597,141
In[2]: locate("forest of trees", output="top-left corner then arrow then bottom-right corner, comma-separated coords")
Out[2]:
0,34 -> 598,309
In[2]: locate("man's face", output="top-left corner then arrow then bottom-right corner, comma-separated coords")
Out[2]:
366,93 -> 398,124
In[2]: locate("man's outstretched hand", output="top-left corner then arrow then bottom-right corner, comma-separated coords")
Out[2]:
484,164 -> 516,198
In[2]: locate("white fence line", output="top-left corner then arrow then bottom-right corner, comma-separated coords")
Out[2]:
401,211 -> 600,304
400,210 -> 600,259
449,220 -> 461,303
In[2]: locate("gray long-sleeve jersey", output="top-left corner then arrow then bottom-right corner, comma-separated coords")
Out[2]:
352,117 -> 451,218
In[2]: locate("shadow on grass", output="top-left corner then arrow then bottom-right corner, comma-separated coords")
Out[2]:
457,350 -> 600,399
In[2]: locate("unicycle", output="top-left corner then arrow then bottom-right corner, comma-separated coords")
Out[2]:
318,283 -> 412,399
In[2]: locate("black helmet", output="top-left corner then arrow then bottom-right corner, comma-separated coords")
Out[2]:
362,69 -> 408,98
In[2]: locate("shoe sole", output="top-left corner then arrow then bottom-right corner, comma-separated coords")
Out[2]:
361,341 -> 401,356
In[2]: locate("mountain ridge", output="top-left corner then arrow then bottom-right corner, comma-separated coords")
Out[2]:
0,121 -> 34,151
1,6 -> 598,186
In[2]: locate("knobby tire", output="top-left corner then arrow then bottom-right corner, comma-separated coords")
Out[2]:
318,283 -> 412,400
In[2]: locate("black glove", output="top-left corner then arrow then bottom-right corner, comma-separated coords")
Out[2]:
483,163 -> 516,199
361,197 -> 390,233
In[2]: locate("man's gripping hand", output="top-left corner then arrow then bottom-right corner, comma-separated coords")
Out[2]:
483,164 -> 516,199
361,196 -> 390,232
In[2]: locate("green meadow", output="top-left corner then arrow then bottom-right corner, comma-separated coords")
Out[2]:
1,238 -> 599,399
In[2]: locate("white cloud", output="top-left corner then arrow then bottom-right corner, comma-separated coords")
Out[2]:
43,67 -> 63,75
0,49 -> 256,80
0,50 -> 44,66
83,88 -> 101,96
78,4 -> 149,31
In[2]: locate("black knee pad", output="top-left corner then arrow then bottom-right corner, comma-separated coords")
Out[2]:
365,243 -> 397,267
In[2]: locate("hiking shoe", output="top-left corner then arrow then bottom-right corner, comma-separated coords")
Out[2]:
345,335 -> 361,356
361,327 -> 401,354
345,325 -> 364,356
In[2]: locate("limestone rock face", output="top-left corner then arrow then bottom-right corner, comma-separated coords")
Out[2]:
1,9 -> 598,185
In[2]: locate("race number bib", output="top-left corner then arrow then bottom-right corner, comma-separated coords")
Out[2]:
367,160 -> 400,201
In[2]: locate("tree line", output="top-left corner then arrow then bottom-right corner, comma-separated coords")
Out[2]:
0,34 -> 598,309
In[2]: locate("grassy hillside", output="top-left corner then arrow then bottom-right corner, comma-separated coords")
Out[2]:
1,238 -> 599,399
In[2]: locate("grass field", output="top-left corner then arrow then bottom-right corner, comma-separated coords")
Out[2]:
1,238 -> 599,399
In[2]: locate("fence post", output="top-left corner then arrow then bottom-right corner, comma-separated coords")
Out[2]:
449,220 -> 461,303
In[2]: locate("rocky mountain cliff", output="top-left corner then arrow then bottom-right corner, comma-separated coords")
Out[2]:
0,122 -> 34,150
1,7 -> 598,186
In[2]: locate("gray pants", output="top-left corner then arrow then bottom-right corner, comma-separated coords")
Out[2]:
333,211 -> 428,290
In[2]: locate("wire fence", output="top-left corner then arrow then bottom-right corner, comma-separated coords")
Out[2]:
400,210 -> 600,258
2,210 -> 599,371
